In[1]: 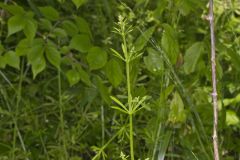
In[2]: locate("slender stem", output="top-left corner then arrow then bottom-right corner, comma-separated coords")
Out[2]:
12,59 -> 29,160
209,0 -> 220,160
126,55 -> 134,160
101,105 -> 105,146
92,128 -> 123,160
123,31 -> 134,160
58,68 -> 68,159
129,114 -> 134,160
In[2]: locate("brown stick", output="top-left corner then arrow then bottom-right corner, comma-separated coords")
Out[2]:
208,0 -> 220,160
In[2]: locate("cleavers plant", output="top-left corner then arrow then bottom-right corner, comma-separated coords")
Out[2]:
110,15 -> 148,160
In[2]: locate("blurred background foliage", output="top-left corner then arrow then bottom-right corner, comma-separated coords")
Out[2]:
0,0 -> 240,159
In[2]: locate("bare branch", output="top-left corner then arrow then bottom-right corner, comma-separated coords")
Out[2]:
209,0 -> 220,160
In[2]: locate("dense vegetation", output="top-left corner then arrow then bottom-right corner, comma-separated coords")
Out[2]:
0,0 -> 240,159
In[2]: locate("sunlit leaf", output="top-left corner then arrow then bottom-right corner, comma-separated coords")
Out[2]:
27,39 -> 45,78
39,6 -> 59,21
24,20 -> 37,40
66,69 -> 80,86
4,51 -> 20,69
7,15 -> 25,37
226,110 -> 240,126
45,43 -> 61,68
15,38 -> 32,56
72,0 -> 87,9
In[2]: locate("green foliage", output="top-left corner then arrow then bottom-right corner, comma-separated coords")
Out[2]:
3,51 -> 20,69
226,110 -> 240,126
161,24 -> 179,64
72,0 -> 87,9
105,59 -> 123,87
134,26 -> 155,52
66,69 -> 81,86
70,34 -> 92,52
39,6 -> 59,21
168,92 -> 187,123
7,14 -> 25,37
87,47 -> 107,70
0,0 -> 240,160
144,47 -> 164,75
183,42 -> 204,74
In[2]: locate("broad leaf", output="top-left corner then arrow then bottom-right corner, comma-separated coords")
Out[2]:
228,49 -> 240,71
0,3 -> 25,15
16,39 -> 32,56
0,44 -> 4,55
70,34 -> 92,52
134,26 -> 155,52
0,56 -> 7,68
39,18 -> 52,30
87,47 -> 107,70
24,20 -> 37,40
144,47 -> 164,75
45,44 -> 61,68
7,15 -> 25,37
226,110 -> 240,126
72,0 -> 87,9
52,28 -> 67,38
4,51 -> 20,69
31,55 -> 46,79
77,67 -> 92,86
105,59 -> 123,87
183,42 -> 204,74
66,69 -> 80,86
74,16 -> 91,37
39,6 -> 59,21
61,20 -> 78,37
27,39 -> 45,78
27,39 -> 45,64
168,92 -> 187,123
161,24 -> 179,64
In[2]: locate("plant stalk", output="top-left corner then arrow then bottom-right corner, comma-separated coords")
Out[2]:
126,56 -> 134,160
209,0 -> 220,160
124,31 -> 134,159
58,68 -> 68,159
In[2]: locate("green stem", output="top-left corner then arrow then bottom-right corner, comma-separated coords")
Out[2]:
122,22 -> 134,160
92,128 -> 123,160
126,59 -> 134,160
58,68 -> 68,159
12,59 -> 29,160
129,114 -> 134,160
